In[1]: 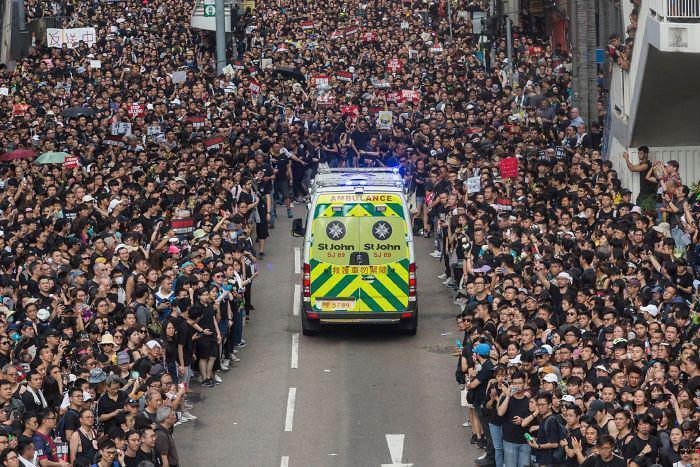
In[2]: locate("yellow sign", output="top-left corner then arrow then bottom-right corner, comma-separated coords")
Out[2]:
242,0 -> 255,12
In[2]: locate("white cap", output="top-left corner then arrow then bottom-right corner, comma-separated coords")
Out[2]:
543,373 -> 558,383
557,272 -> 573,283
108,199 -> 123,213
640,304 -> 659,317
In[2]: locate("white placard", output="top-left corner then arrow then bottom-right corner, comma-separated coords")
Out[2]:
0,88 -> 8,96
89,60 -> 101,69
46,28 -> 97,48
466,176 -> 481,193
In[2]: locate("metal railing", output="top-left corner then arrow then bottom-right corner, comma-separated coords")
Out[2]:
652,0 -> 700,20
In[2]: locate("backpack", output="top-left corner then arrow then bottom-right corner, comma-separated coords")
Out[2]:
544,414 -> 567,464
56,408 -> 78,440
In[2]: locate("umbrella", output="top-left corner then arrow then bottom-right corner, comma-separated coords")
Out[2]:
272,67 -> 305,82
34,151 -> 70,164
59,106 -> 97,118
0,149 -> 36,161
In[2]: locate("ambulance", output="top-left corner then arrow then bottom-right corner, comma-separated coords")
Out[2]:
292,168 -> 418,335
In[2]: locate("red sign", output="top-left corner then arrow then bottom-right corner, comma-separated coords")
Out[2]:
401,89 -> 421,103
499,157 -> 518,179
249,80 -> 261,95
128,104 -> 145,118
362,32 -> 377,42
387,58 -> 402,73
204,136 -> 225,149
300,21 -> 314,30
311,75 -> 330,88
335,71 -> 353,82
187,116 -> 206,128
63,156 -> 79,169
341,105 -> 359,118
12,104 -> 29,116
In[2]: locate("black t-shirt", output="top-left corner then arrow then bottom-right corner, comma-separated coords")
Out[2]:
97,391 -> 128,433
473,359 -> 495,405
272,153 -> 290,181
581,454 -> 627,467
501,394 -> 531,443
174,316 -> 194,365
137,449 -> 163,467
59,408 -> 80,439
623,434 -> 660,463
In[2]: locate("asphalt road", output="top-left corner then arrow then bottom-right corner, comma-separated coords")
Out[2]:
174,206 -> 482,466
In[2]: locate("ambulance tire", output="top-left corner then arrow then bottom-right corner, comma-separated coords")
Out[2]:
301,313 -> 321,336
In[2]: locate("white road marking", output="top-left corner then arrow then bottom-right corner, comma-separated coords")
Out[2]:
292,284 -> 300,316
284,388 -> 296,432
291,333 -> 299,369
280,456 -> 289,467
381,434 -> 413,466
293,247 -> 301,274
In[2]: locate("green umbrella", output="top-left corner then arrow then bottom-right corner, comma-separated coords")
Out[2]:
34,151 -> 70,164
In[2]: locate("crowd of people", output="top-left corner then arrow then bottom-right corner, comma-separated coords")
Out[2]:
0,0 -> 696,463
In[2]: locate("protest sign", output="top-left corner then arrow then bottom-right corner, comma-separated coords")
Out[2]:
89,60 -> 101,69
171,71 -> 186,83
371,78 -> 390,89
0,88 -> 8,96
499,157 -> 518,178
300,20 -> 314,31
127,104 -> 145,119
311,75 -> 330,88
387,58 -> 402,73
222,64 -> 235,75
204,136 -> 225,150
466,176 -> 481,193
377,111 -> 393,129
110,122 -> 132,136
336,71 -> 353,82
249,80 -> 261,95
362,32 -> 377,42
46,28 -> 97,48
187,117 -> 206,129
63,156 -> 79,169
401,89 -> 421,103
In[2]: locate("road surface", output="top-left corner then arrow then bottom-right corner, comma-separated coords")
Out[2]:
174,206 -> 481,466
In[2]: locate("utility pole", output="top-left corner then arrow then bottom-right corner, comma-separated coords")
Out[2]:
447,0 -> 453,42
215,0 -> 226,75
505,15 -> 513,85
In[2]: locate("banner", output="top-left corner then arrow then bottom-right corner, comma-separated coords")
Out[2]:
242,0 -> 255,11
46,27 -> 97,48
104,135 -> 124,147
249,80 -> 261,95
300,20 -> 314,30
430,42 -> 444,53
371,78 -> 390,89
499,157 -> 518,178
316,94 -> 335,107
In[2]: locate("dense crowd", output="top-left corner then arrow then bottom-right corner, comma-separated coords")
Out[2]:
0,0 -> 696,463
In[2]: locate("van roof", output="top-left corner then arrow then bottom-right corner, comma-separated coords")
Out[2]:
312,167 -> 405,192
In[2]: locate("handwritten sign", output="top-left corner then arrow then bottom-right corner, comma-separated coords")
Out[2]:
466,176 -> 481,193
46,28 -> 97,48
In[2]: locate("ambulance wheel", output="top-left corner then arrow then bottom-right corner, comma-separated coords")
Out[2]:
301,314 -> 321,336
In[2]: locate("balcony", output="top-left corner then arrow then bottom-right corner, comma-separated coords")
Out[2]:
606,0 -> 700,195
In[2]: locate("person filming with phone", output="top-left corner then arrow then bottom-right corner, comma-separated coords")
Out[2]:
497,371 -> 532,467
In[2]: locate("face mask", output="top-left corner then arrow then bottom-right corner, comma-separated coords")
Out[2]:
87,227 -> 94,236
475,363 -> 482,372
115,277 -> 124,285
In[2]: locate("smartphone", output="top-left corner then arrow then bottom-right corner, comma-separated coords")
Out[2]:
130,371 -> 139,380
524,433 -> 534,442
455,339 -> 463,350
511,386 -> 518,394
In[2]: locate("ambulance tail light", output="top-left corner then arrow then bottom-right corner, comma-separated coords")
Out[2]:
408,263 -> 416,298
303,263 -> 311,297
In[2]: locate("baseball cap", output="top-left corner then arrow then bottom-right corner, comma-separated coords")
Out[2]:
473,343 -> 491,357
543,373 -> 558,383
587,399 -> 606,417
640,304 -> 660,317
